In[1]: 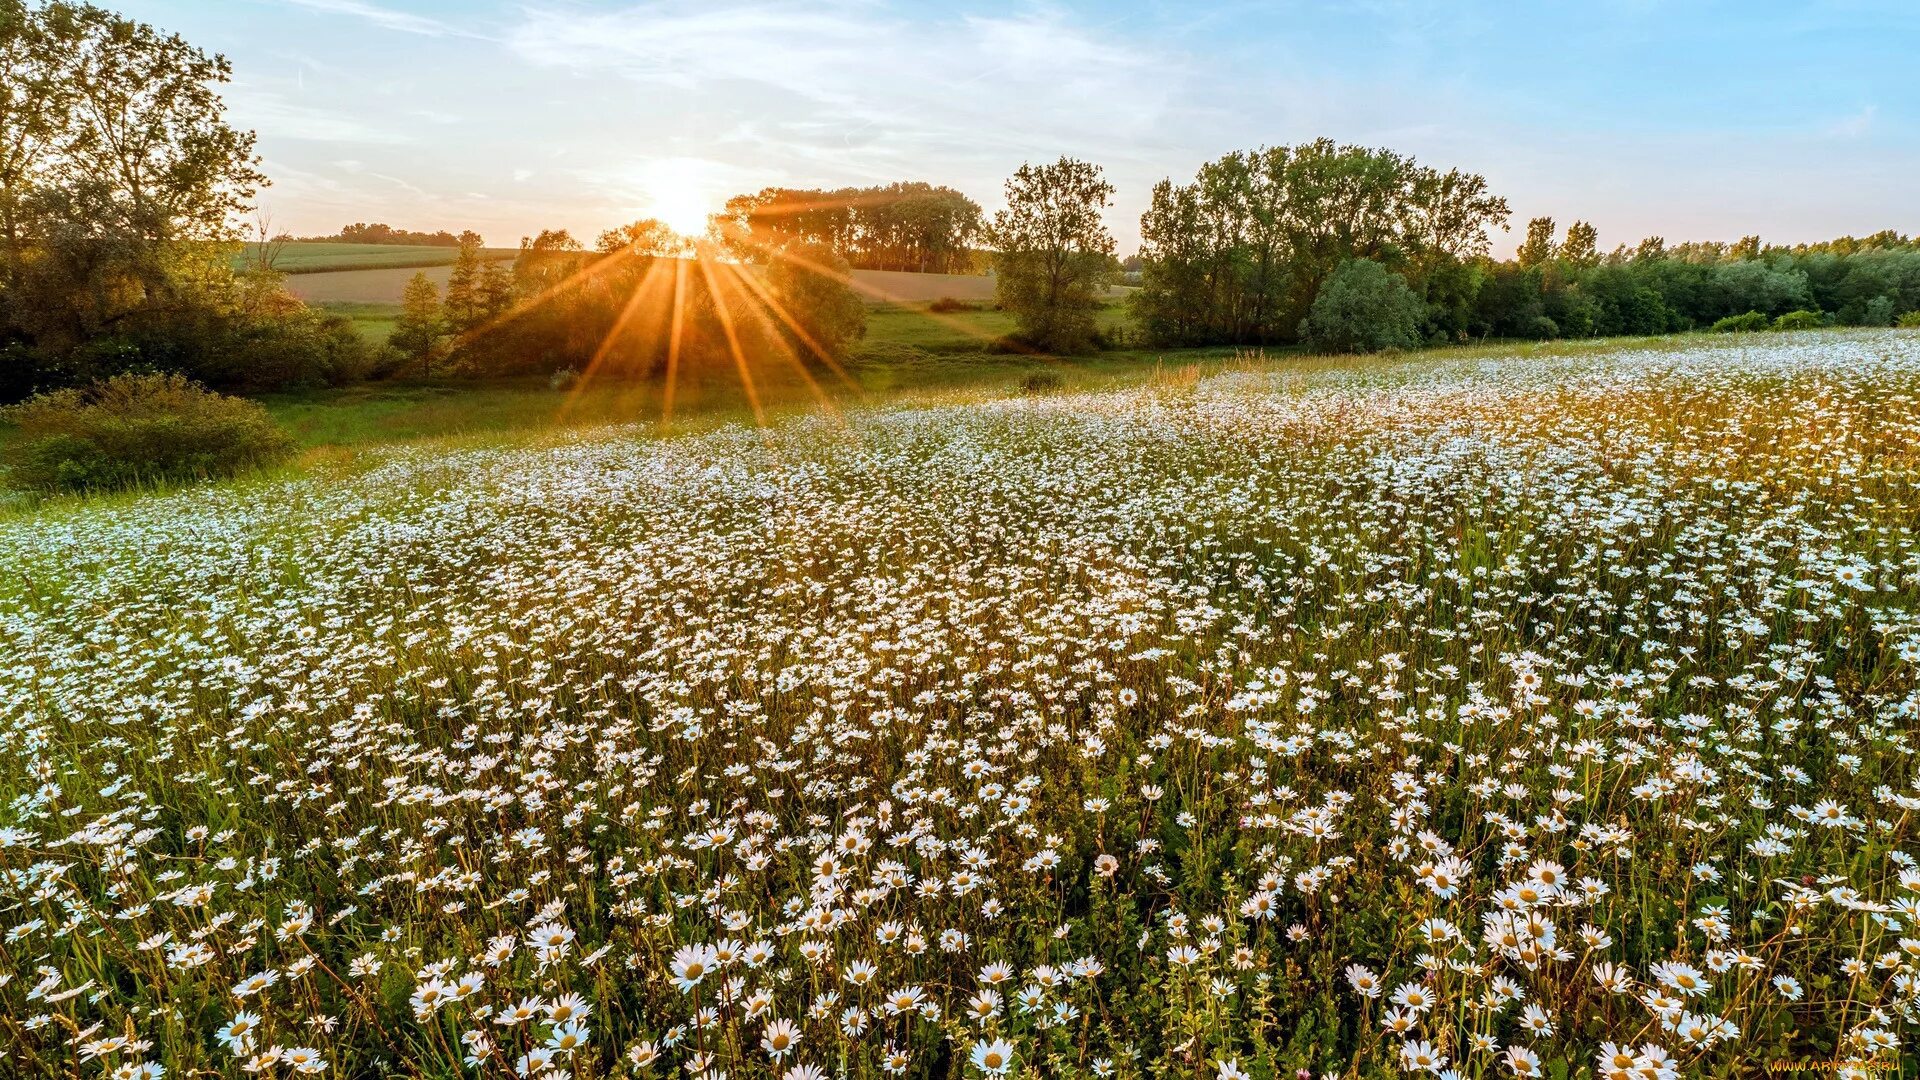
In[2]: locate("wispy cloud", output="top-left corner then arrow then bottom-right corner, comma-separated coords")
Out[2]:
230,88 -> 414,145
277,0 -> 461,38
505,1 -> 1187,175
1826,104 -> 1877,139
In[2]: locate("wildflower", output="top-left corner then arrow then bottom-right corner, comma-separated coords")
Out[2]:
970,1038 -> 1016,1074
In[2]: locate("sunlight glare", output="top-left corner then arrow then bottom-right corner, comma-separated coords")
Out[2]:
635,158 -> 723,237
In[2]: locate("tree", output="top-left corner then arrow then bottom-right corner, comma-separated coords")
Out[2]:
442,230 -> 485,332
1561,220 -> 1600,267
990,157 -> 1116,354
1,0 -> 266,350
391,271 -> 444,378
1132,141 -> 1507,347
713,182 -> 983,272
0,2 -> 374,401
596,218 -> 684,257
1515,217 -> 1557,268
1299,258 -> 1424,353
763,242 -> 866,363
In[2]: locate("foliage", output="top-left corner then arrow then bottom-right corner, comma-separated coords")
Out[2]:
990,157 -> 1117,354
1710,311 -> 1771,333
1300,258 -> 1425,353
0,0 -> 376,399
1132,141 -> 1509,347
1019,368 -> 1064,393
762,242 -> 868,362
1900,310 -> 1920,328
298,222 -> 464,246
1772,309 -> 1825,331
717,182 -> 984,273
389,271 -> 445,378
1,371 -> 291,491
595,217 -> 687,258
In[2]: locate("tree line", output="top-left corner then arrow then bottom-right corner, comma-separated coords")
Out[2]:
5,0 -> 1918,404
714,183 -> 983,274
295,222 -> 466,247
980,148 -> 1918,354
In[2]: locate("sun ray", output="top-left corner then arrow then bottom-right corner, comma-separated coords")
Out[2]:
692,251 -> 768,434
559,256 -> 677,420
719,258 -> 861,398
662,257 -> 689,428
445,244 -> 645,357
711,259 -> 838,419
734,232 -> 1048,360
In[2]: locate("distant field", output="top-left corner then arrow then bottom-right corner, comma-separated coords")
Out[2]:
242,241 -> 517,275
290,264 -> 466,303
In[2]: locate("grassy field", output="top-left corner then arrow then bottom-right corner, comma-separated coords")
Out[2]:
291,261 -> 1125,307
312,300 -> 403,343
241,241 -> 518,274
316,295 -> 1134,355
263,341 -> 1253,449
5,331 -> 1919,1077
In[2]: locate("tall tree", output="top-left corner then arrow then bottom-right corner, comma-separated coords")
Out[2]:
391,271 -> 443,378
989,157 -> 1116,354
1561,220 -> 1600,266
442,230 -> 485,332
0,0 -> 265,350
1515,217 -> 1558,268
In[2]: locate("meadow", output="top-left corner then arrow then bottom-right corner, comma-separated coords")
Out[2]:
3,331 -> 1920,1080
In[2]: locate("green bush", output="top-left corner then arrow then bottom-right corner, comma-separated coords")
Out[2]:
1019,370 -> 1065,394
1896,310 -> 1920,329
1771,310 -> 1825,332
1300,258 -> 1424,353
1710,310 -> 1771,333
2,373 -> 294,493
927,296 -> 981,313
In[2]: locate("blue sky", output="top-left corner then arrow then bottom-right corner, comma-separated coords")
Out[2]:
115,0 -> 1918,254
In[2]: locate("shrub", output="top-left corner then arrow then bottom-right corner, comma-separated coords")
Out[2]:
1900,311 -> 1920,329
1772,310 -> 1825,332
1710,311 -> 1771,333
1019,370 -> 1065,394
2,373 -> 293,493
1300,259 -> 1425,353
927,296 -> 980,313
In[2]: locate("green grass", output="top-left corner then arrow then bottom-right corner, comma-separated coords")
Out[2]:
238,241 -> 517,274
264,326 -> 1854,453
261,347 -> 1263,450
314,300 -> 401,342
859,299 -> 1133,355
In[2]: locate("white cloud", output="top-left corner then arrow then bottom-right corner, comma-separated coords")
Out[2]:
277,0 -> 463,38
230,89 -> 414,145
504,2 -> 1187,176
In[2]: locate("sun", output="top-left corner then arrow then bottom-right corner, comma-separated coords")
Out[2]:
645,185 -> 714,238
634,159 -> 723,238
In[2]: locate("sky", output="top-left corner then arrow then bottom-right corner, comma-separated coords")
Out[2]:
114,0 -> 1919,256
